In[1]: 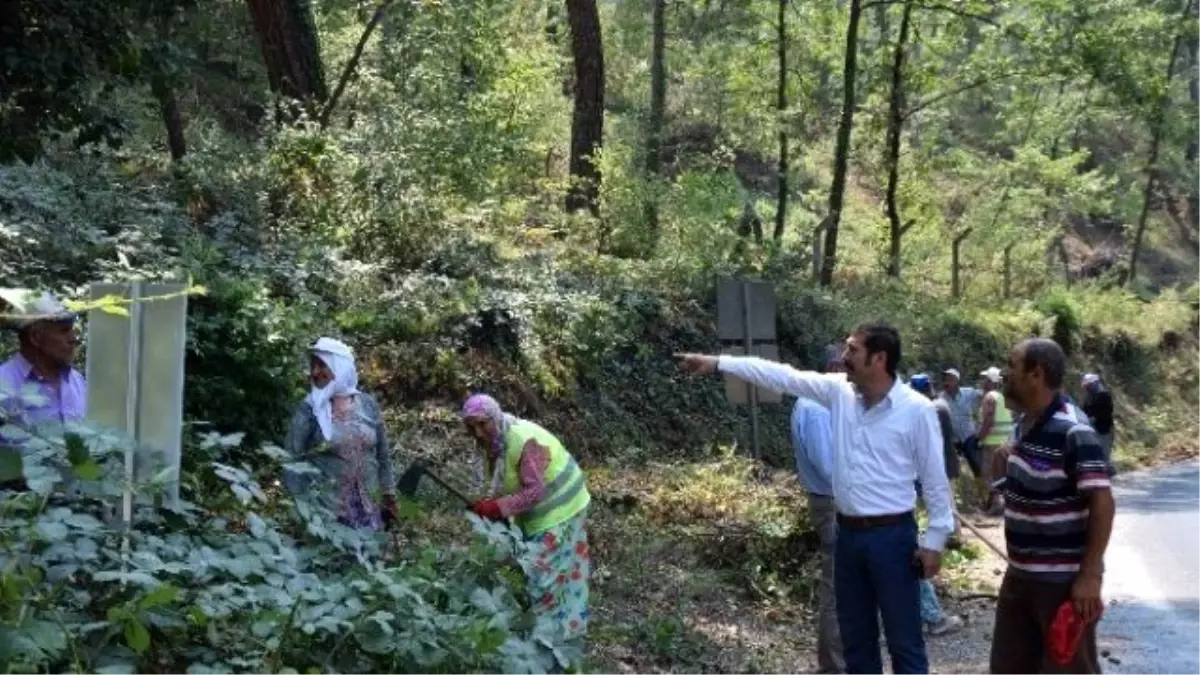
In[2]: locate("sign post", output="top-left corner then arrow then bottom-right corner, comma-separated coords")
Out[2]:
716,278 -> 778,460
85,280 -> 189,517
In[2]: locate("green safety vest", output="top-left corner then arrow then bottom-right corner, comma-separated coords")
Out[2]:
502,419 -> 591,535
983,391 -> 1014,447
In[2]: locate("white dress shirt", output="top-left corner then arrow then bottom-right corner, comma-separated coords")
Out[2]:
718,355 -> 955,551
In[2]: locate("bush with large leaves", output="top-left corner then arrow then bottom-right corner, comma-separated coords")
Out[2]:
0,411 -> 575,674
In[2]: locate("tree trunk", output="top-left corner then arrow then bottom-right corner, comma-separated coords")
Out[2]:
883,0 -> 913,278
1003,242 -> 1014,299
819,0 -> 864,286
150,11 -> 186,161
952,228 -> 972,299
1129,0 -> 1192,285
245,0 -> 328,106
152,76 -> 187,161
1186,12 -> 1198,224
644,0 -> 666,246
772,0 -> 788,242
1185,36 -> 1195,163
565,0 -> 605,218
319,1 -> 393,129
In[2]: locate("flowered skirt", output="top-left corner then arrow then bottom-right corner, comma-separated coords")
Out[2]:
527,510 -> 591,642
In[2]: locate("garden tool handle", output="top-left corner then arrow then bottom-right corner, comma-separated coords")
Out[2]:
421,467 -> 473,507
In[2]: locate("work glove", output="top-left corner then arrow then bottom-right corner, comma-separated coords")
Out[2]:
471,499 -> 504,520
381,494 -> 399,527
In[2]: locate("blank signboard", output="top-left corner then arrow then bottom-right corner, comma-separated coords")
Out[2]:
716,278 -> 777,342
85,282 -> 188,507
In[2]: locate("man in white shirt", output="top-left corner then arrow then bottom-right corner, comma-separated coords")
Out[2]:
678,323 -> 953,674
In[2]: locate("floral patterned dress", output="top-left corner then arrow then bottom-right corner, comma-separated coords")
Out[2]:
527,512 -> 591,643
283,393 -> 394,529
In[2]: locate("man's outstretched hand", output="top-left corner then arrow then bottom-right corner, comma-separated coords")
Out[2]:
675,353 -> 720,375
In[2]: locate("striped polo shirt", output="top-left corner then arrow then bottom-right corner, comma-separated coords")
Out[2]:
1001,394 -> 1112,583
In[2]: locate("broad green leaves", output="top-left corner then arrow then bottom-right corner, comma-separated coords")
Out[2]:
0,418 -> 572,674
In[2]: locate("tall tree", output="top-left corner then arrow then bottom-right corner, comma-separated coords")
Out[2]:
245,0 -> 327,106
1128,0 -> 1194,285
819,0 -> 864,286
644,0 -> 667,247
565,0 -> 605,218
772,0 -> 789,242
882,0 -> 913,277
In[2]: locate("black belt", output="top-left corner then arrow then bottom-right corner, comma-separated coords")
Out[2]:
836,511 -> 913,529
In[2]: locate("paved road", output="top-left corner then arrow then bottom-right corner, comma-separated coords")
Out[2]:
1100,460 -> 1200,674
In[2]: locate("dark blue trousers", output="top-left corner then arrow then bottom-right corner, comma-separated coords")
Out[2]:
834,513 -> 928,674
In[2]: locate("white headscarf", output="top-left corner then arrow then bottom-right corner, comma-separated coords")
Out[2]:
306,337 -> 359,441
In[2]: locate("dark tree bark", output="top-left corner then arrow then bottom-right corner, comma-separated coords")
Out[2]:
952,228 -> 972,299
565,0 -> 605,218
150,11 -> 186,161
772,0 -> 789,242
1129,0 -> 1193,285
644,0 -> 667,246
819,0 -> 864,286
152,76 -> 187,161
1185,9 -> 1198,224
883,0 -> 913,277
245,0 -> 328,107
319,0 -> 393,129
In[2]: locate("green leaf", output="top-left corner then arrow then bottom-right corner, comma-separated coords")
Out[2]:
0,451 -> 23,482
139,584 -> 178,609
23,618 -> 67,656
37,520 -> 69,540
124,618 -> 150,653
64,433 -> 89,466
72,459 -> 102,481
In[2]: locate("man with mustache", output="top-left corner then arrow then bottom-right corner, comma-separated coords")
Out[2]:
0,290 -> 87,492
988,338 -> 1114,673
678,324 -> 953,674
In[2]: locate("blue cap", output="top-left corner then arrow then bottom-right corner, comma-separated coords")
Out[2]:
909,373 -> 931,392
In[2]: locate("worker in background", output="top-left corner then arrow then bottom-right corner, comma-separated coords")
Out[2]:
939,368 -> 983,509
0,290 -> 87,491
975,367 -> 1014,516
791,346 -> 843,673
906,374 -> 966,637
1079,374 -> 1114,467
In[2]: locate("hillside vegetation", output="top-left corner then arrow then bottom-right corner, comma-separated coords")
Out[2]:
0,0 -> 1197,671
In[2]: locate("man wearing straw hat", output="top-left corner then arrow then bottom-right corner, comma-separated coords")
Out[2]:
0,289 -> 87,490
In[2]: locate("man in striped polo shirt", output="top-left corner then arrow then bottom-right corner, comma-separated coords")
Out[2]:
990,338 -> 1115,673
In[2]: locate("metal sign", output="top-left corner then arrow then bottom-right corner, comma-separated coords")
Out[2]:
715,278 -> 778,460
85,281 -> 189,517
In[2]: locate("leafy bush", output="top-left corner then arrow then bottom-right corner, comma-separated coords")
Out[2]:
1035,290 -> 1084,355
0,414 -> 578,674
183,274 -> 314,449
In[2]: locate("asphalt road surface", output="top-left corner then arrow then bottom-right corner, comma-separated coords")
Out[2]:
1100,460 -> 1200,674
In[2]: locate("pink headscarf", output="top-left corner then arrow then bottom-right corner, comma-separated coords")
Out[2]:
461,393 -> 518,496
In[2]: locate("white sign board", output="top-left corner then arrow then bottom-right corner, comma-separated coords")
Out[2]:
85,281 -> 188,512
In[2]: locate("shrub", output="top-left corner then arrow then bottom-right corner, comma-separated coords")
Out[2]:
1035,290 -> 1084,355
0,415 -> 578,674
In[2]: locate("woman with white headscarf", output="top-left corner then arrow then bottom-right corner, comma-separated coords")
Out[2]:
284,337 -> 397,529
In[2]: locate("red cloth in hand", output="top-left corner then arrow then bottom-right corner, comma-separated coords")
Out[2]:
471,499 -> 504,520
1048,599 -> 1094,666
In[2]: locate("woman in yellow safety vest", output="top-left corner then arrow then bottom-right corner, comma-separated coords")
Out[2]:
460,393 -> 592,645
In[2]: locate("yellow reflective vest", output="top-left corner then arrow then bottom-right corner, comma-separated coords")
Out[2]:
501,419 -> 590,535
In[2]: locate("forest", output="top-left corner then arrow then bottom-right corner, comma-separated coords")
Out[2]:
0,0 -> 1197,671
